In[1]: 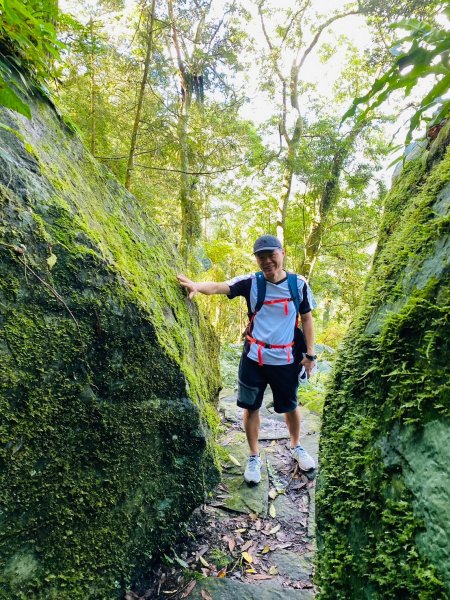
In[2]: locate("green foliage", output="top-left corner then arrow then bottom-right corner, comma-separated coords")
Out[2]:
343,7 -> 450,146
0,0 -> 62,118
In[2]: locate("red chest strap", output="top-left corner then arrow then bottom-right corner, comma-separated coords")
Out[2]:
263,297 -> 291,315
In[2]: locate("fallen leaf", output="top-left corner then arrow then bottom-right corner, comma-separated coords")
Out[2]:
180,580 -> 196,598
245,568 -> 256,574
269,503 -> 276,518
275,542 -> 292,550
261,545 -> 271,555
201,591 -> 213,600
255,519 -> 262,531
241,540 -> 252,552
47,253 -> 57,269
268,566 -> 278,576
268,524 -> 281,535
228,454 -> 241,466
248,512 -> 258,520
242,551 -> 253,564
249,574 -> 273,580
217,567 -> 227,578
228,537 -> 236,553
174,556 -> 190,569
234,528 -> 246,533
199,555 -> 209,567
268,489 -> 277,500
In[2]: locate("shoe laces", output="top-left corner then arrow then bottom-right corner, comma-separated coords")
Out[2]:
247,455 -> 260,471
292,445 -> 307,457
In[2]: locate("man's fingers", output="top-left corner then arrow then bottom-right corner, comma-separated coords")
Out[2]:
177,274 -> 197,300
177,274 -> 190,285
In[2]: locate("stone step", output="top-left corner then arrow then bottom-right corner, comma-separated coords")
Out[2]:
190,577 -> 315,599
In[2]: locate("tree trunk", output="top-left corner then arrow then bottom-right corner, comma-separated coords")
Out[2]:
276,116 -> 303,247
125,0 -> 156,190
300,121 -> 366,278
168,0 -> 203,264
177,92 -> 194,263
89,18 -> 96,157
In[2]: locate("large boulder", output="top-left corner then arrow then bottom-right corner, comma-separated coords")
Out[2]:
317,123 -> 450,598
0,78 -> 221,597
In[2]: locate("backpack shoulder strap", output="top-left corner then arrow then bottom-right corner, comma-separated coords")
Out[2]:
254,271 -> 266,313
287,272 -> 300,315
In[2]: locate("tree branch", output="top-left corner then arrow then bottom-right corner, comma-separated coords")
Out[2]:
297,10 -> 360,72
133,162 -> 248,176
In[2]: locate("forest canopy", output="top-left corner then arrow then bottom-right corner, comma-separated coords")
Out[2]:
0,0 -> 448,346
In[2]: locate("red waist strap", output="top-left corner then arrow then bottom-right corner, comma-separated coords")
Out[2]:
246,335 -> 294,366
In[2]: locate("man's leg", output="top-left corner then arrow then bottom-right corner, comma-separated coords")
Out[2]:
243,408 -> 260,455
269,363 -> 315,472
284,406 -> 300,448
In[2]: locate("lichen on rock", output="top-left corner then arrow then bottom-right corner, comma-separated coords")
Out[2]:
0,74 -> 221,598
316,122 -> 450,598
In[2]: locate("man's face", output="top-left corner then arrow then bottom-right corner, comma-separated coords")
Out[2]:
255,248 -> 285,277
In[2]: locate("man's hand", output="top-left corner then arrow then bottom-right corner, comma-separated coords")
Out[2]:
177,274 -> 199,300
177,276 -> 231,298
300,355 -> 317,378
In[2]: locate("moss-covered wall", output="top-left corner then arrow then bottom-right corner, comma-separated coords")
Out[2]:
0,76 -> 221,598
316,123 -> 450,599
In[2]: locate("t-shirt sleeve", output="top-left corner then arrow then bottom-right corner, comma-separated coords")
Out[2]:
226,274 -> 253,300
297,277 -> 317,314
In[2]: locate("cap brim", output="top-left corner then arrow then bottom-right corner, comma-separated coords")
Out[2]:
253,246 -> 281,254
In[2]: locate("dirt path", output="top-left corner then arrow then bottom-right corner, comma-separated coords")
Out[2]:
134,388 -> 320,600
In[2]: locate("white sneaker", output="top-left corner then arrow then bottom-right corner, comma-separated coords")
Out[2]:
291,445 -> 315,471
244,455 -> 262,484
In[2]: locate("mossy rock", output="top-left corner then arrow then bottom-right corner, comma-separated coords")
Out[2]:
0,69 -> 221,598
316,123 -> 450,599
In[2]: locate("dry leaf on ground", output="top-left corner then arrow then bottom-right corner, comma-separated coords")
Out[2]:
268,489 -> 277,500
180,580 -> 196,598
268,524 -> 281,535
242,551 -> 253,564
201,590 -> 213,600
199,555 -> 209,567
228,454 -> 241,466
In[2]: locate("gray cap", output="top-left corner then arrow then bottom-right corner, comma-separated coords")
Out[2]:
253,234 -> 282,254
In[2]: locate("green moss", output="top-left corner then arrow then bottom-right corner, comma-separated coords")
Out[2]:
0,76 -> 221,598
316,129 -> 450,597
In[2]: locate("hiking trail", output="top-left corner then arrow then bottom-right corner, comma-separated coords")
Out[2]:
140,385 -> 320,599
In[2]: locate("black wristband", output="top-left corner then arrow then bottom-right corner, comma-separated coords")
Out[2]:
305,353 -> 317,361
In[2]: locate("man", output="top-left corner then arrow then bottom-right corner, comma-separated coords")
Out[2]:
177,234 -> 317,485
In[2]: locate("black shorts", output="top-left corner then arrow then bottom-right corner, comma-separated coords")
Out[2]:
237,352 -> 299,414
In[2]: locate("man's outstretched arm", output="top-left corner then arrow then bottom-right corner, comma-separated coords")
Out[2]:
177,274 -> 230,300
